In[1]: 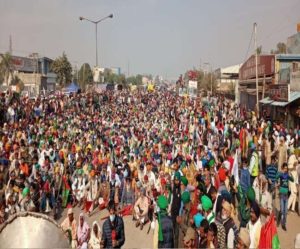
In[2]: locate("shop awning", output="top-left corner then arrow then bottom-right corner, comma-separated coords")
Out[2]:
260,97 -> 273,104
271,101 -> 289,106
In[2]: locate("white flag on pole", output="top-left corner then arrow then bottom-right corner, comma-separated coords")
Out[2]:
231,150 -> 239,185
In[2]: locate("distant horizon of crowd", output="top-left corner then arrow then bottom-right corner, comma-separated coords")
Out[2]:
0,88 -> 300,248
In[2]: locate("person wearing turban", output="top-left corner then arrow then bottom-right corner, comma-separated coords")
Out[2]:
72,168 -> 86,207
178,191 -> 191,249
77,213 -> 90,249
20,187 -> 35,212
247,201 -> 262,249
170,170 -> 182,248
237,186 -> 256,229
201,195 -> 215,224
236,228 -> 251,249
134,188 -> 149,230
193,213 -> 204,229
84,170 -> 99,215
153,195 -> 174,249
61,208 -> 77,248
215,201 -> 238,249
181,176 -> 188,192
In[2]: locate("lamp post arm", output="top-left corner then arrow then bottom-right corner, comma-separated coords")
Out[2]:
80,17 -> 96,24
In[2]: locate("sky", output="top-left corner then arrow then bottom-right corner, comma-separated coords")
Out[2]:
0,0 -> 299,80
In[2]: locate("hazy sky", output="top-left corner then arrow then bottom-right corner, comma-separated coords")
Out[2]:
0,0 -> 299,79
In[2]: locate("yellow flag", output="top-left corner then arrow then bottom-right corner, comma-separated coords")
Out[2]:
148,83 -> 154,92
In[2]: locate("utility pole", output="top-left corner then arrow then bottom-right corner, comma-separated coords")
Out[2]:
83,63 -> 86,90
127,60 -> 130,77
262,74 -> 265,100
210,66 -> 213,94
254,22 -> 259,118
9,35 -> 12,54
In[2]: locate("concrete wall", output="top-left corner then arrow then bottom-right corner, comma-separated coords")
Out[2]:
17,72 -> 42,94
287,33 -> 300,54
291,70 -> 300,91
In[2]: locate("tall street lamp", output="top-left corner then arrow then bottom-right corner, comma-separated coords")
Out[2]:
79,14 -> 113,68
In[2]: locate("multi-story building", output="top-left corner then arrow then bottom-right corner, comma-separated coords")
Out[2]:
215,64 -> 241,102
287,24 -> 300,54
239,54 -> 275,111
1,54 -> 57,96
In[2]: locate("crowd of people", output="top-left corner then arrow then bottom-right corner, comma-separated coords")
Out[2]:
0,88 -> 300,248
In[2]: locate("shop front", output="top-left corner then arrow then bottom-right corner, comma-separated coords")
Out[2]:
239,54 -> 275,112
260,85 -> 300,128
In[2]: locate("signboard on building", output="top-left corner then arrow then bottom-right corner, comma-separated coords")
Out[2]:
269,84 -> 290,102
291,70 -> 300,91
188,80 -> 197,89
111,67 -> 121,75
239,55 -> 275,80
11,56 -> 37,72
188,80 -> 198,98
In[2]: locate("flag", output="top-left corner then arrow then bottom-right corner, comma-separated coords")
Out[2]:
147,83 -> 154,92
85,201 -> 93,213
231,150 -> 239,185
259,213 -> 280,249
119,205 -> 133,217
99,198 -> 108,211
62,189 -> 70,208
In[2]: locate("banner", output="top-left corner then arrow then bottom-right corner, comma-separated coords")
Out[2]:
269,84 -> 290,102
188,80 -> 197,89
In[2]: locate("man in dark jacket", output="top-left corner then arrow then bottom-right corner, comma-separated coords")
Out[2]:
170,172 -> 181,248
101,200 -> 125,248
155,195 -> 174,248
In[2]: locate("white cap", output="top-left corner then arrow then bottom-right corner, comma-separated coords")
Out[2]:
67,208 -> 73,215
223,161 -> 230,171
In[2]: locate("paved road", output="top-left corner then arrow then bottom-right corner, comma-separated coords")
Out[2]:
58,205 -> 298,248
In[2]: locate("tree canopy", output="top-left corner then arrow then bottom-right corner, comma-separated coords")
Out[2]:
78,63 -> 93,89
126,74 -> 143,85
51,52 -> 72,86
271,42 -> 287,54
103,68 -> 126,85
0,52 -> 13,85
183,68 -> 217,93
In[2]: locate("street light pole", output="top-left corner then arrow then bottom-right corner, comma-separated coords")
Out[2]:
95,24 -> 98,67
79,14 -> 113,68
254,22 -> 259,118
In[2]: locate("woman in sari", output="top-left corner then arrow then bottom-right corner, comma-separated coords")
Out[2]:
88,221 -> 101,249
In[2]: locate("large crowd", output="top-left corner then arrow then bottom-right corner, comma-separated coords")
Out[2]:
0,88 -> 300,248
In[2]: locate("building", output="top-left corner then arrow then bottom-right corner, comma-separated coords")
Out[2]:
110,67 -> 121,75
260,85 -> 300,128
215,64 -> 241,102
239,54 -> 275,111
287,24 -> 300,54
0,54 -> 57,95
259,54 -> 300,128
93,66 -> 121,83
275,54 -> 300,91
